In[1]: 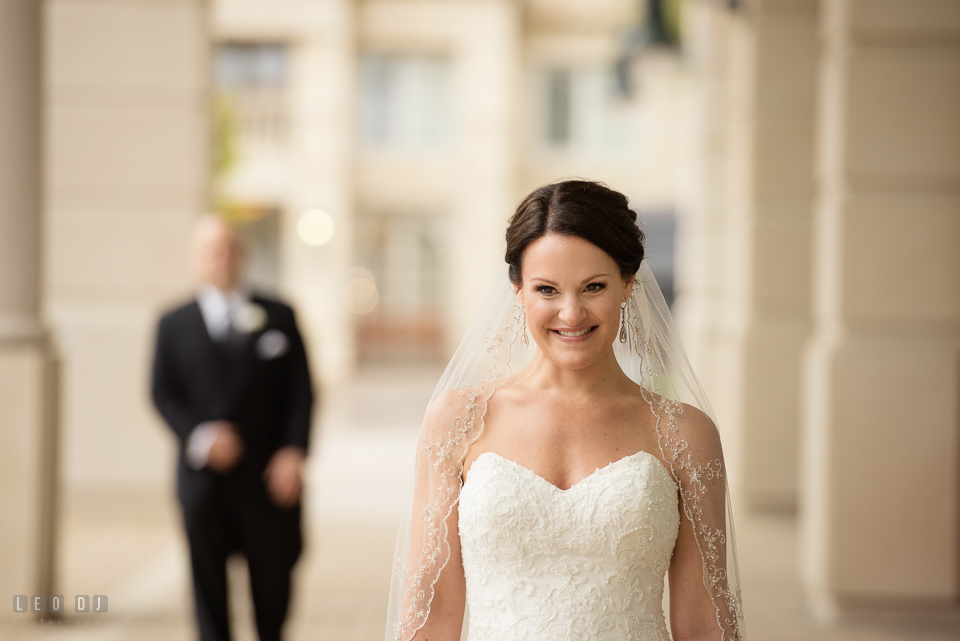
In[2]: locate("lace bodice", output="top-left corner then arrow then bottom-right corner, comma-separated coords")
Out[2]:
458,450 -> 680,641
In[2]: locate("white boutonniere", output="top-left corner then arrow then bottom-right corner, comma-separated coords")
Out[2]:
256,329 -> 289,360
235,301 -> 268,334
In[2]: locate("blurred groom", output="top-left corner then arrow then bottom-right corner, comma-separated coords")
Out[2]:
152,216 -> 314,641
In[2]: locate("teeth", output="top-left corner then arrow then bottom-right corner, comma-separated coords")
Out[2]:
557,328 -> 591,337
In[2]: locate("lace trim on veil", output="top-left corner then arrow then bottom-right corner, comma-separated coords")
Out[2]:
625,277 -> 745,640
392,305 -> 525,641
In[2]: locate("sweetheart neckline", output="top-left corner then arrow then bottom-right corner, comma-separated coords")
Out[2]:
469,450 -> 676,494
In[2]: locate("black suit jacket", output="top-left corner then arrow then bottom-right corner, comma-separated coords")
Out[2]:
151,295 -> 314,477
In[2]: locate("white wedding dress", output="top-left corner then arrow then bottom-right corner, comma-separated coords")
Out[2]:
459,450 -> 681,641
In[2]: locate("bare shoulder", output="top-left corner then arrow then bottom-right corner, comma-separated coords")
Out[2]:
644,390 -> 723,453
420,385 -> 494,443
626,385 -> 721,441
677,402 -> 717,434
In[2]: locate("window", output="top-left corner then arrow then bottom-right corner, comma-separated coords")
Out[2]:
359,53 -> 451,150
213,42 -> 290,147
216,43 -> 288,89
538,66 -> 635,152
353,213 -> 445,364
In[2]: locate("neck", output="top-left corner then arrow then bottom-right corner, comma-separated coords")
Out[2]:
202,281 -> 238,295
515,346 -> 629,397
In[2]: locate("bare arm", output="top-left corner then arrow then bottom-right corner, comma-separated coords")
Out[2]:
393,389 -> 473,641
667,403 -> 736,641
411,500 -> 466,641
668,500 -> 722,641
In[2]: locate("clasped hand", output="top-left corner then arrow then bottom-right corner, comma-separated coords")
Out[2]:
205,421 -> 305,508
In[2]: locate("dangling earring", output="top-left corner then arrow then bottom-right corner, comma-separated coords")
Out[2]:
619,302 -> 628,343
520,307 -> 529,348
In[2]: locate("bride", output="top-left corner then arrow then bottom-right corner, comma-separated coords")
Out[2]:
386,180 -> 745,641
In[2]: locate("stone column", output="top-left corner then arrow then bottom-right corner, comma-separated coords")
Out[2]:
446,0 -> 522,346
675,0 -> 734,384
0,0 -> 57,599
675,0 -> 743,493
281,0 -> 357,386
45,0 -> 209,488
801,0 -> 960,620
708,0 -> 818,511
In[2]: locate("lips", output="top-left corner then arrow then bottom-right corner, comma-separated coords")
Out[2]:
556,327 -> 592,337
549,326 -> 598,341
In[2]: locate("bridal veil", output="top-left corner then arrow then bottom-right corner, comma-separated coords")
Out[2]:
385,261 -> 746,640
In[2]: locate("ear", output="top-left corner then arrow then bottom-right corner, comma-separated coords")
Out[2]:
513,283 -> 524,307
621,274 -> 635,303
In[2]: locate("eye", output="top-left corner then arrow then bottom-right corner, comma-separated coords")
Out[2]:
535,285 -> 557,296
585,282 -> 607,293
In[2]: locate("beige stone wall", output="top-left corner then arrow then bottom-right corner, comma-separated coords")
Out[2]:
0,348 -> 54,598
800,0 -> 960,617
679,0 -> 960,618
44,0 -> 209,487
673,0 -> 741,493
708,0 -> 818,511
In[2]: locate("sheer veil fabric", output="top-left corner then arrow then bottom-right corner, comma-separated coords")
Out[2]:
386,262 -> 746,641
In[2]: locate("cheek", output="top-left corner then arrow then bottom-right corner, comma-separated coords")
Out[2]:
525,300 -> 556,328
594,298 -> 622,326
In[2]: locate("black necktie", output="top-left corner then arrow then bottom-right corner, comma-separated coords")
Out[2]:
223,309 -> 245,354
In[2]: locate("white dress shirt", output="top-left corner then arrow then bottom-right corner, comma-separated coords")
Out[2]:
196,285 -> 249,343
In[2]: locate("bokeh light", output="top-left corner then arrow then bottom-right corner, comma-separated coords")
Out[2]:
342,267 -> 379,315
296,209 -> 335,246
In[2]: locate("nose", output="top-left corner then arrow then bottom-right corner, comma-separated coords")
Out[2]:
558,294 -> 587,327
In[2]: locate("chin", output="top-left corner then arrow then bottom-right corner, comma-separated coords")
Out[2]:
544,348 -> 609,371
533,329 -> 618,370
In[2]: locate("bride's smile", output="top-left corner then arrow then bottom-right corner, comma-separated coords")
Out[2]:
550,325 -> 596,341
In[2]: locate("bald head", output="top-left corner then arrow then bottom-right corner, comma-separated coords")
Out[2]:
192,215 -> 244,291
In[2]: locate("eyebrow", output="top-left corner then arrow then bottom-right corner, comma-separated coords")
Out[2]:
528,273 -> 611,286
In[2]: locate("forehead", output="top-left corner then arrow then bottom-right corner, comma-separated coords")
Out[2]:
521,233 -> 617,278
195,222 -> 239,250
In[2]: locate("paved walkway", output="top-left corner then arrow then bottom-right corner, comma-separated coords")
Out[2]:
7,366 -> 959,640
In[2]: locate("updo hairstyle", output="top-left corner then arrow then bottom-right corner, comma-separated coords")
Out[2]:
505,180 -> 646,286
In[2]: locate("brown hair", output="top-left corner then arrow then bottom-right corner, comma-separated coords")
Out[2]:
505,180 -> 645,285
